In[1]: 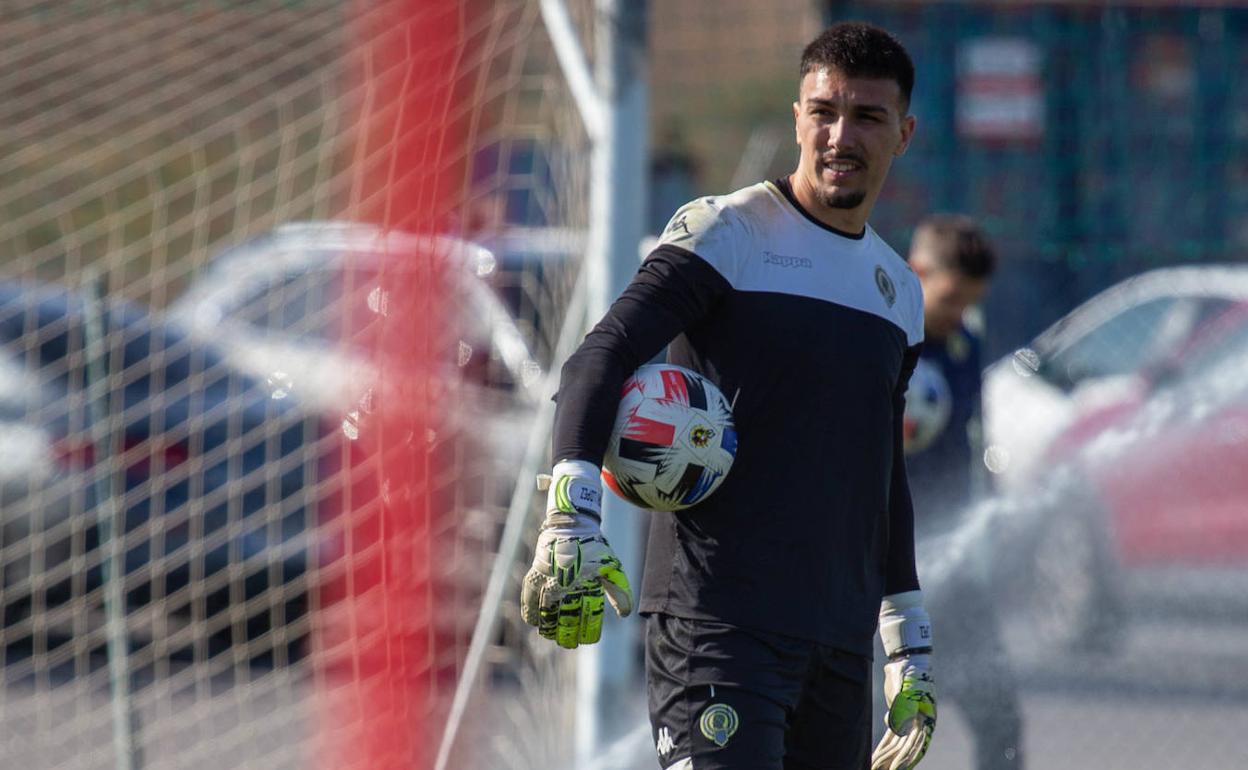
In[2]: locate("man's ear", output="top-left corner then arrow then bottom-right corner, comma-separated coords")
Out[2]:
793,100 -> 801,144
895,114 -> 917,157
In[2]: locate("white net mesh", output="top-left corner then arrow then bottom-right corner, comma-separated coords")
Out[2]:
0,2 -> 592,768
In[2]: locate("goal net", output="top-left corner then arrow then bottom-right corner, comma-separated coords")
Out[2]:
0,2 -> 593,768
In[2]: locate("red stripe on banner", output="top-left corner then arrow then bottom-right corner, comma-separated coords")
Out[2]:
624,415 -> 677,446
661,369 -> 690,406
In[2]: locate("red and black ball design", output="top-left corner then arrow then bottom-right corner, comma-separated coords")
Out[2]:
602,364 -> 737,512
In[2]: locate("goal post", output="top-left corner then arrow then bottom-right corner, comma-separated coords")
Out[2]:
0,1 -> 607,768
310,3 -> 461,770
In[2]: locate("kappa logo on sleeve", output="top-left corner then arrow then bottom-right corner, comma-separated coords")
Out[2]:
665,214 -> 692,241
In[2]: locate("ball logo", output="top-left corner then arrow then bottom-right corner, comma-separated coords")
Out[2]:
699,703 -> 740,747
689,424 -> 716,448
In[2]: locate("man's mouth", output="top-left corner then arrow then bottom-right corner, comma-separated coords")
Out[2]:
818,156 -> 863,179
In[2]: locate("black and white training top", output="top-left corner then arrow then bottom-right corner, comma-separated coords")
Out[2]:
552,177 -> 925,657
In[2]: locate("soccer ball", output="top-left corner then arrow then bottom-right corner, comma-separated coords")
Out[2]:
903,358 -> 952,455
602,364 -> 737,512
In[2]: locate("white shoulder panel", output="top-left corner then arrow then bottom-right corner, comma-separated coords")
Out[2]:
655,193 -> 752,283
657,182 -> 925,344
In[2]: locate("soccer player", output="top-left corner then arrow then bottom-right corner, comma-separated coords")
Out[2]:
521,22 -> 935,770
901,215 -> 1023,769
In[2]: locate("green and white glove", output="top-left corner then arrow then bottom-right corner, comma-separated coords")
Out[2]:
872,590 -> 936,770
520,460 -> 633,649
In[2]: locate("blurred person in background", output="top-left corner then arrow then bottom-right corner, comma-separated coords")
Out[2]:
889,213 -> 1023,769
520,21 -> 937,770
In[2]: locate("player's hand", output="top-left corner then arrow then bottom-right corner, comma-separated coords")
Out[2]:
872,653 -> 935,770
872,591 -> 936,770
520,461 -> 633,649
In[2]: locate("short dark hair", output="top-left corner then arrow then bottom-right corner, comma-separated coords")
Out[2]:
800,22 -> 915,110
910,214 -> 997,279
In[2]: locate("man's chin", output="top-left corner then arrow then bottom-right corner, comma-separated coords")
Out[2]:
817,189 -> 867,210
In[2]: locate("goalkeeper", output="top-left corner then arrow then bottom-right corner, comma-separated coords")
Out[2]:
522,22 -> 936,770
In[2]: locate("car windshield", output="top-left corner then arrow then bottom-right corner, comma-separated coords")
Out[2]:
228,263 -> 383,345
1041,297 -> 1195,390
218,259 -> 533,395
1167,316 -> 1248,396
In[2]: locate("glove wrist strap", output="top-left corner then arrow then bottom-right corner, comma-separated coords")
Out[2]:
879,590 -> 932,659
544,459 -> 604,525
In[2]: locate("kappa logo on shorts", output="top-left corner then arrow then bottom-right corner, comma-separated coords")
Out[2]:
699,703 -> 740,748
656,726 -> 676,757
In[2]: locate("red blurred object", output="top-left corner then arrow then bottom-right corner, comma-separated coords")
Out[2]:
982,270 -> 1248,651
316,3 -> 464,770
1103,406 -> 1248,564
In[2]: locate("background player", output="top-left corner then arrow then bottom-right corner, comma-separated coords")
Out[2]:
897,214 -> 1023,769
522,22 -> 936,770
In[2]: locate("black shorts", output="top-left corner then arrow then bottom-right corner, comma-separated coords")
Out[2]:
645,613 -> 873,770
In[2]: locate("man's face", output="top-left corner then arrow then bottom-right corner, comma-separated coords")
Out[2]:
916,263 -> 988,340
792,68 -> 915,223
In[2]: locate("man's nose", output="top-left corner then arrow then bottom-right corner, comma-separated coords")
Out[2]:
824,117 -> 856,148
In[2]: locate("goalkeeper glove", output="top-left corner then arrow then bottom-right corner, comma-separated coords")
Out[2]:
872,590 -> 936,770
520,460 -> 633,649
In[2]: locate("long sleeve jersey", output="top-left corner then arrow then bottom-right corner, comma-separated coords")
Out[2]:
552,178 -> 924,656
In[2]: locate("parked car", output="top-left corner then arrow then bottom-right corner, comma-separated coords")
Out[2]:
1083,310 -> 1248,568
169,222 -> 546,410
0,351 -> 76,590
0,281 -> 326,663
980,266 -> 1248,649
983,264 -> 1248,490
169,222 -> 550,482
168,223 -> 553,663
